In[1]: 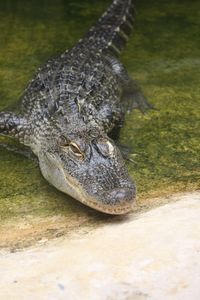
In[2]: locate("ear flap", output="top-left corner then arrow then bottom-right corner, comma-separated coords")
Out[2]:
0,111 -> 28,143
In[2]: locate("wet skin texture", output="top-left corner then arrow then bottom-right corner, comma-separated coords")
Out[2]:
0,0 -> 147,214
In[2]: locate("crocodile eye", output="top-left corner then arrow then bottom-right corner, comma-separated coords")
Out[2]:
106,141 -> 114,156
96,139 -> 115,157
69,142 -> 85,159
60,137 -> 85,160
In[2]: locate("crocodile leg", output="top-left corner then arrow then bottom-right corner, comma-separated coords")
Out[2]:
122,78 -> 154,114
0,111 -> 28,144
104,54 -> 153,113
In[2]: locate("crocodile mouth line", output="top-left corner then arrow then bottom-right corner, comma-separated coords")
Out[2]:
80,198 -> 135,215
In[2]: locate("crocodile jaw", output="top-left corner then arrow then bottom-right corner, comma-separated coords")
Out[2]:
38,152 -> 136,215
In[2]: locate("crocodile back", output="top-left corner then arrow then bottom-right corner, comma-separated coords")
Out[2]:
21,0 -> 135,129
80,0 -> 134,55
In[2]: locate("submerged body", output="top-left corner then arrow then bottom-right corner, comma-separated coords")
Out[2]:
0,0 -> 150,214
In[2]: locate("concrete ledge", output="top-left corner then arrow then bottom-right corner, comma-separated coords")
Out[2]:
0,191 -> 200,300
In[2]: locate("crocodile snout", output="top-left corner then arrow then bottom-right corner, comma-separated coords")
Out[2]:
98,186 -> 136,215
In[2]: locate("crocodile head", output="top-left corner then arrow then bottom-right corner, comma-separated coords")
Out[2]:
36,121 -> 136,215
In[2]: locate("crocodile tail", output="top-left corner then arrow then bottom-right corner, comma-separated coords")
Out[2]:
83,0 -> 135,55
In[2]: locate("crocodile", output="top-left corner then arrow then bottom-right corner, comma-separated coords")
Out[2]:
0,0 -> 151,214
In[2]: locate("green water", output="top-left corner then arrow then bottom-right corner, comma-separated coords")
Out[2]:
0,0 -> 200,224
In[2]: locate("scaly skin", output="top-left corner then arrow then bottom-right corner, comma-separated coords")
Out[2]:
0,0 -> 150,214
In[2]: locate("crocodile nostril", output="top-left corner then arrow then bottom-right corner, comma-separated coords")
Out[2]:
104,187 -> 136,206
109,188 -> 129,200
